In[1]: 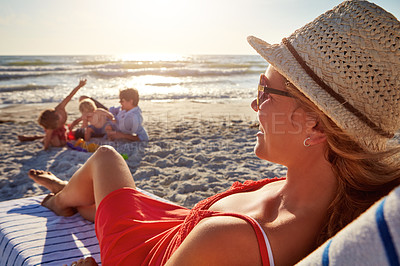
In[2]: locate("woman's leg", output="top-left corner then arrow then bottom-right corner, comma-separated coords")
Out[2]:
30,145 -> 135,221
28,170 -> 68,193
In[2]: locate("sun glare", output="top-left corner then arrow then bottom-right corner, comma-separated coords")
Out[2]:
128,75 -> 188,96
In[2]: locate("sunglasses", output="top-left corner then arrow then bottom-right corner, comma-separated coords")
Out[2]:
256,74 -> 294,111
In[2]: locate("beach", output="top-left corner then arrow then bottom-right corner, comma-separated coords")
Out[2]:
0,99 -> 287,208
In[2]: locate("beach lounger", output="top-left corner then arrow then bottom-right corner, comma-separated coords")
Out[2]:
0,189 -> 171,266
1,185 -> 399,266
297,184 -> 400,266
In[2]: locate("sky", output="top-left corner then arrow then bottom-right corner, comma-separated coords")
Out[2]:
0,0 -> 399,55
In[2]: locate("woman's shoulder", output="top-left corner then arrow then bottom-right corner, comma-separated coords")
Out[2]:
166,216 -> 263,265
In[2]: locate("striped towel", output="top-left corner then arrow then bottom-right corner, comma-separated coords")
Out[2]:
0,189 -> 172,266
297,185 -> 400,266
0,195 -> 100,266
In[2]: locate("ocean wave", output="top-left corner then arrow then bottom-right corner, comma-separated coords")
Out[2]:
78,60 -> 117,66
79,61 -> 185,69
0,72 -> 51,81
0,57 -> 264,81
77,59 -> 257,71
5,59 -> 54,66
1,90 -> 253,106
89,68 -> 258,79
0,68 -> 86,80
0,84 -> 53,93
0,67 -> 258,81
147,79 -> 231,87
0,66 -> 73,74
0,55 -> 262,105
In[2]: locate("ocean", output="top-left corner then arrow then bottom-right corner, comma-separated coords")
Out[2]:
0,54 -> 268,106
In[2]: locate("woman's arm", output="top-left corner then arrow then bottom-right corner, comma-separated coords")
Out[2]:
165,216 -> 262,266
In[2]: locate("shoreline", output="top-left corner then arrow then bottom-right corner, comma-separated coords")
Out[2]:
0,99 -> 287,208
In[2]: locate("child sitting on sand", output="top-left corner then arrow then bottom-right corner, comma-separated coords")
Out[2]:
78,98 -> 115,141
70,88 -> 149,142
105,88 -> 149,141
18,79 -> 87,150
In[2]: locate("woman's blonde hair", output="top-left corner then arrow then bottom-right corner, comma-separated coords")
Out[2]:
287,83 -> 400,246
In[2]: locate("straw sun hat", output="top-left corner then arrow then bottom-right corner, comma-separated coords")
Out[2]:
248,0 -> 400,152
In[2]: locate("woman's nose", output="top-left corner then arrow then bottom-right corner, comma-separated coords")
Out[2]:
251,99 -> 258,112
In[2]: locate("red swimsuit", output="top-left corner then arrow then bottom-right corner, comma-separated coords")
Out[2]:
51,125 -> 67,142
95,178 -> 284,265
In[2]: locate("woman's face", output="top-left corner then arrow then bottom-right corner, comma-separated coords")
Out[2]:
252,66 -> 307,165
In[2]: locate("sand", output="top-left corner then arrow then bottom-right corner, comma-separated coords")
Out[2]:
0,99 -> 287,208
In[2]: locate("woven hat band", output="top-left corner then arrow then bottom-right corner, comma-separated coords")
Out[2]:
282,38 -> 394,139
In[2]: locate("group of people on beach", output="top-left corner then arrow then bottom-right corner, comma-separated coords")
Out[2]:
25,0 -> 400,265
18,80 -> 149,150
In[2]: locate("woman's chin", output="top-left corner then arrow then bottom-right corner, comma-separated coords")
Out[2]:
254,143 -> 266,160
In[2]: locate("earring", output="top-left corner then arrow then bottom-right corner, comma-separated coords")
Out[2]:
303,137 -> 311,147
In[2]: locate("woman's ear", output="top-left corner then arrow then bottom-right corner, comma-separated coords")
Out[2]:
308,130 -> 327,145
305,116 -> 327,146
